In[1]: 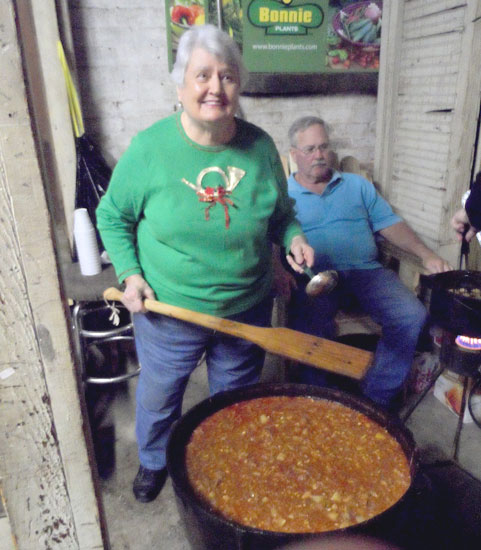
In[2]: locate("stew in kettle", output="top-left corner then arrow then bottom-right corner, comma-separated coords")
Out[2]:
186,396 -> 411,533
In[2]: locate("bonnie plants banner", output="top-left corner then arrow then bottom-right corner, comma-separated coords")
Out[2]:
165,0 -> 381,76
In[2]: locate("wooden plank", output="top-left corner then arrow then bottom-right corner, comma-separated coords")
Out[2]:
398,58 -> 460,76
398,71 -> 460,89
393,147 -> 449,166
396,95 -> 457,110
404,0 -> 468,20
402,7 -> 466,39
0,2 -> 106,549
394,127 -> 452,143
390,185 -> 445,207
389,183 -> 445,208
374,0 -> 405,197
395,120 -> 451,136
395,110 -> 453,127
400,42 -> 461,61
394,131 -> 451,149
391,156 -> 449,180
395,128 -> 452,146
397,86 -> 458,99
390,190 -> 444,215
16,0 -> 77,262
392,102 -> 455,116
386,185 -> 442,210
391,170 -> 447,190
400,31 -> 462,52
391,178 -> 446,201
391,169 -> 446,191
391,195 -> 443,218
393,196 -> 444,219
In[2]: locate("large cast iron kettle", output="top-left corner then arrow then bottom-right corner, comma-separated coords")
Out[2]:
422,270 -> 481,337
166,383 -> 417,550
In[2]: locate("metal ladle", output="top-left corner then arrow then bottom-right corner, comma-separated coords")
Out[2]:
303,266 -> 339,296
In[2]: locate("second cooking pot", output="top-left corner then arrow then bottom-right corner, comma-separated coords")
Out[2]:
421,270 -> 481,336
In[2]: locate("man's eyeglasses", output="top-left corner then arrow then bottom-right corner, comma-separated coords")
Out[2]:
294,144 -> 329,156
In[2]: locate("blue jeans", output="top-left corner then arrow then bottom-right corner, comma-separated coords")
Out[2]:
288,268 -> 428,408
132,296 -> 272,470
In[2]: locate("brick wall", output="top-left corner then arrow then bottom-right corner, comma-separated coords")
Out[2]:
70,0 -> 377,170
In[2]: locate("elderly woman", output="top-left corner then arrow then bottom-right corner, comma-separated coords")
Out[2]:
96,24 -> 313,503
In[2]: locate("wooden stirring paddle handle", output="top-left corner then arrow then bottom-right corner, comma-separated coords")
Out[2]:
103,288 -> 372,380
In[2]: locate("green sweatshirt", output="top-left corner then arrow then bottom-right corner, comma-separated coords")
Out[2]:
96,113 -> 302,316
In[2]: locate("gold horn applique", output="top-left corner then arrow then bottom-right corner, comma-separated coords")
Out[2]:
181,166 -> 245,228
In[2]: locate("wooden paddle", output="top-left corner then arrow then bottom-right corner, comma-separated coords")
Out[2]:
103,288 -> 373,380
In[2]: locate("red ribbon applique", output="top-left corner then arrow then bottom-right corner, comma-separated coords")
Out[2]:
197,186 -> 234,228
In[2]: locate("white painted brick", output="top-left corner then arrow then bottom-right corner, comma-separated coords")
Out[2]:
68,1 -> 377,168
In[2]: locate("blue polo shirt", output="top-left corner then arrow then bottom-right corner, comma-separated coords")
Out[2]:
287,171 -> 401,270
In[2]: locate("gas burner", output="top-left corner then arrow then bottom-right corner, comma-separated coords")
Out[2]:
455,335 -> 481,351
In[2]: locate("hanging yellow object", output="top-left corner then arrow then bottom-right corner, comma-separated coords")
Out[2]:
57,40 -> 85,138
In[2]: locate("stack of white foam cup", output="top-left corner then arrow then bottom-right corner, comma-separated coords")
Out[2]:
74,208 -> 101,276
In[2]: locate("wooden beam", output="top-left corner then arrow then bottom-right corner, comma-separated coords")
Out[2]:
374,0 -> 406,197
0,2 -> 106,548
15,0 -> 77,262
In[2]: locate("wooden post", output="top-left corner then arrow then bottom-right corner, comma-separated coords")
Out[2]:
0,1 -> 106,548
374,0 -> 405,197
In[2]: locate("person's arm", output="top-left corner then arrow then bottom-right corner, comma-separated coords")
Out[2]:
266,141 -> 314,273
96,135 -> 154,312
379,221 -> 452,273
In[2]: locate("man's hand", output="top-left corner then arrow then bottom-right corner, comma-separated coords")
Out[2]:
421,251 -> 452,274
451,208 -> 479,243
286,235 -> 315,274
122,274 -> 155,313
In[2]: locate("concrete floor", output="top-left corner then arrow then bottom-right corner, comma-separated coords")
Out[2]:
93,343 -> 481,550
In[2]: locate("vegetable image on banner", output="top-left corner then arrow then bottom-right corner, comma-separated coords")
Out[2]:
326,0 -> 381,71
166,0 -> 207,69
164,0 -> 381,79
242,0 -> 381,74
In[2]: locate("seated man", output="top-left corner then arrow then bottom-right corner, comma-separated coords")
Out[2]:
281,116 -> 452,411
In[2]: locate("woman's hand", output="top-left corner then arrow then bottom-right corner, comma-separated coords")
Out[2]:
122,274 -> 155,313
286,235 -> 315,274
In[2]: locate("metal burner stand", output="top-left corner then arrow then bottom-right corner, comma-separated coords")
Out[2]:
401,330 -> 481,462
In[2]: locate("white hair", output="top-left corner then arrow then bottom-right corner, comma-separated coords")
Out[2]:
171,24 -> 249,90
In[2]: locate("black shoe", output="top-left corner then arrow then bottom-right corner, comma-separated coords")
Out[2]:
132,465 -> 167,503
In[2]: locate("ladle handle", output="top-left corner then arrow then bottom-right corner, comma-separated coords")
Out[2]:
460,227 -> 470,270
303,265 -> 316,279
